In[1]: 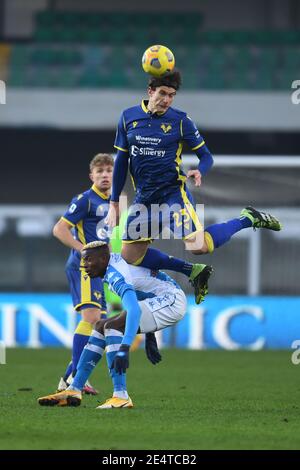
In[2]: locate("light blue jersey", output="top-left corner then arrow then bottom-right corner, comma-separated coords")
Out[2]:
104,253 -> 180,300
104,254 -> 181,345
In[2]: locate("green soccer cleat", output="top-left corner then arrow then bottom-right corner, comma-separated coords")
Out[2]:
189,264 -> 213,305
240,206 -> 282,231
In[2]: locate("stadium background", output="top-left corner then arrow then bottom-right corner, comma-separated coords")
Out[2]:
2,0 -> 300,453
0,0 -> 299,350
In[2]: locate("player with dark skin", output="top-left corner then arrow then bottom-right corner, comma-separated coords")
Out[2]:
81,244 -> 161,366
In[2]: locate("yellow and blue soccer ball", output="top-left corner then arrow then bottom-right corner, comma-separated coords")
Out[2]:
142,45 -> 175,77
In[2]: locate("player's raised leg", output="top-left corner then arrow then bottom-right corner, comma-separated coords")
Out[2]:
184,206 -> 282,255
240,206 -> 282,231
122,240 -> 213,305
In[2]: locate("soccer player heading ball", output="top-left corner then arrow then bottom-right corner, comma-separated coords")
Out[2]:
106,64 -> 282,284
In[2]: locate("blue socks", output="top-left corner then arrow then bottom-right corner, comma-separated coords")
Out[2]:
71,330 -> 106,391
70,328 -> 128,399
72,320 -> 93,376
205,217 -> 252,250
63,361 -> 73,383
138,247 -> 193,277
133,218 -> 252,261
105,328 -> 127,397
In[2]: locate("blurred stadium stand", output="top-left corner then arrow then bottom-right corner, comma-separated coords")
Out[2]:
1,1 -> 300,90
0,204 -> 299,296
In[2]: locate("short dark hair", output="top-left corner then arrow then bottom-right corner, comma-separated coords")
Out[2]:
148,69 -> 182,91
82,241 -> 110,257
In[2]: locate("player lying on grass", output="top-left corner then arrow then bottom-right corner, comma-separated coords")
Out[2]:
38,240 -> 196,409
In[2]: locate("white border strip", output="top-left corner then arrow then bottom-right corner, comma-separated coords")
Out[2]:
182,155 -> 300,168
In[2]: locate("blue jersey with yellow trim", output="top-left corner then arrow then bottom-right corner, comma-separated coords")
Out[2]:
114,100 -> 205,203
62,184 -> 110,269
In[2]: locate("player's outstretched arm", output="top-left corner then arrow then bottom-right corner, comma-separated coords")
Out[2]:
145,332 -> 162,365
111,150 -> 129,203
182,115 -> 214,185
106,201 -> 120,228
106,149 -> 129,227
195,144 -> 214,177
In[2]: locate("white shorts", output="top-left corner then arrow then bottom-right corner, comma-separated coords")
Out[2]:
138,289 -> 187,334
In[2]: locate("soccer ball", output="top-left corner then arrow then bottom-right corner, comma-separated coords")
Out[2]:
142,45 -> 175,77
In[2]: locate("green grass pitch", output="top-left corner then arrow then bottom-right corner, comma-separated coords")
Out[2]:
0,348 -> 299,450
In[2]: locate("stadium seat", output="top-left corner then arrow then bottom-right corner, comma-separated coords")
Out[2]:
10,46 -> 31,67
9,12 -> 300,91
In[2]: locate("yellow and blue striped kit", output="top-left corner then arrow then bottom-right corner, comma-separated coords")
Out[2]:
63,184 -> 109,312
114,100 -> 205,241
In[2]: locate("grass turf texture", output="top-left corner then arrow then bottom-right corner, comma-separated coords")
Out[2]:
0,348 -> 299,450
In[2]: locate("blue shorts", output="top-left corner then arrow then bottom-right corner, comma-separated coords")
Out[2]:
123,184 -> 203,243
66,266 -> 107,315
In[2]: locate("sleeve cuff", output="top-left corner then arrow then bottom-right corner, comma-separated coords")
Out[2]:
61,217 -> 75,227
114,145 -> 129,153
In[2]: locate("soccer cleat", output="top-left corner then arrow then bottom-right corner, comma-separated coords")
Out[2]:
189,264 -> 213,305
56,377 -> 70,392
130,334 -> 143,352
96,396 -> 133,409
38,389 -> 82,407
240,206 -> 282,231
57,375 -> 98,395
83,380 -> 99,396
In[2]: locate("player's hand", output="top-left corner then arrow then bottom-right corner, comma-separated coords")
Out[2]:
145,332 -> 162,365
112,344 -> 130,374
105,201 -> 120,228
187,169 -> 202,187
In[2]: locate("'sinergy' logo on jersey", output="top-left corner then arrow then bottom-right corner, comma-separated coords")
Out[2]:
131,145 -> 166,158
161,123 -> 172,133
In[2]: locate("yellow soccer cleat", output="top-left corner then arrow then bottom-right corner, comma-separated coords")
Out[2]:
96,396 -> 133,409
38,389 -> 82,407
130,334 -> 143,352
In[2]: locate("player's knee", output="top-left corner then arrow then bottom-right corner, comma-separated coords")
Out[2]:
81,308 -> 101,324
95,319 -> 108,335
121,242 -> 148,265
191,247 -> 209,255
185,239 -> 209,254
104,313 -> 126,334
121,247 -> 139,264
185,231 -> 209,254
